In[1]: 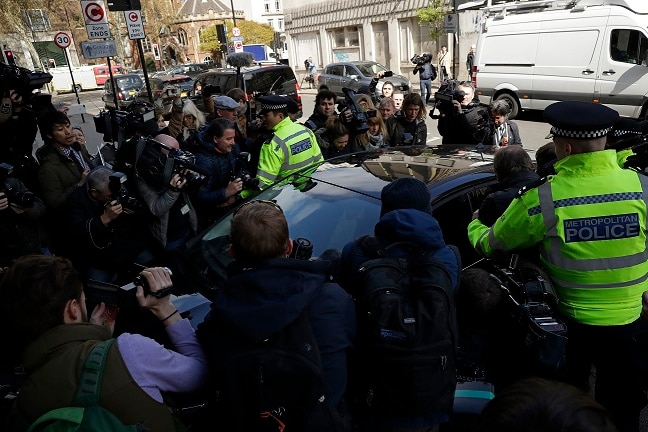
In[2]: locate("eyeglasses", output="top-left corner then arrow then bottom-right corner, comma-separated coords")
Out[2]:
232,199 -> 283,218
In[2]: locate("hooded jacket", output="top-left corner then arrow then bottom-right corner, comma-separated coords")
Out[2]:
339,208 -> 460,292
437,100 -> 488,145
197,258 -> 356,408
478,170 -> 540,227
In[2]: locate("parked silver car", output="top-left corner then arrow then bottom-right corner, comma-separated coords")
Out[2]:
318,61 -> 410,99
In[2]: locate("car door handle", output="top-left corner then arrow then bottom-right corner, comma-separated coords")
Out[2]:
582,69 -> 594,75
602,69 -> 616,76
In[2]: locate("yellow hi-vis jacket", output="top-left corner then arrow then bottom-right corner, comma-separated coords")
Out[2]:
468,150 -> 648,326
256,117 -> 323,187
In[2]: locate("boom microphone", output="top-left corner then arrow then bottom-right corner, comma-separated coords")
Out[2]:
227,52 -> 254,68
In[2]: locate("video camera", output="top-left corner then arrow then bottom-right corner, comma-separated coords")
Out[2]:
0,162 -> 35,207
481,256 -> 568,373
429,79 -> 467,119
133,137 -> 209,190
411,53 -> 432,66
86,264 -> 173,308
0,62 -> 52,103
94,105 -> 156,146
232,152 -> 260,190
338,87 -> 377,134
107,172 -> 144,212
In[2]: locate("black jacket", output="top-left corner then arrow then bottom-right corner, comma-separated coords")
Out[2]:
478,171 -> 540,226
437,100 -> 488,145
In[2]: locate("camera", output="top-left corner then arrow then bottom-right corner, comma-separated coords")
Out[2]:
339,87 -> 377,134
108,172 -> 145,212
411,53 -> 432,66
94,104 -> 156,146
429,79 -> 467,119
0,162 -> 35,207
289,237 -> 313,260
0,62 -> 52,103
86,264 -> 173,307
383,70 -> 394,78
232,152 -> 260,190
133,137 -> 209,190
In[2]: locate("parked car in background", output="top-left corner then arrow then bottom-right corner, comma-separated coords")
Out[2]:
93,64 -> 125,86
135,75 -> 194,117
102,73 -> 144,110
318,61 -> 410,99
162,63 -> 210,79
192,64 -> 302,118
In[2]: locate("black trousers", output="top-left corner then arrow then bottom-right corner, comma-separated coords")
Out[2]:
564,317 -> 648,432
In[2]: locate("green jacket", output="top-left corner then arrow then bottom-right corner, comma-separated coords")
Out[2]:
14,324 -> 177,431
36,144 -> 92,210
468,150 -> 648,325
257,117 -> 323,187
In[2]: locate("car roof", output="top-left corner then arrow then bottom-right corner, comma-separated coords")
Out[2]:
196,64 -> 292,77
326,61 -> 379,67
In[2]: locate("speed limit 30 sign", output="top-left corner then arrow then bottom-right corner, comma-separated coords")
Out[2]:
54,32 -> 72,49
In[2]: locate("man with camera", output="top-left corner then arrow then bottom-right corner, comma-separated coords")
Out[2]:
436,81 -> 489,145
304,89 -> 337,131
64,166 -> 153,283
197,200 -> 356,426
193,118 -> 246,227
135,134 -> 198,253
2,255 -> 207,431
0,169 -> 46,268
412,53 -> 436,105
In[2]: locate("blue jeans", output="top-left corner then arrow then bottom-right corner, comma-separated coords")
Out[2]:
419,79 -> 432,103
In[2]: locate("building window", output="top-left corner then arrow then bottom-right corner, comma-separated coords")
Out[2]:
332,26 -> 360,48
275,0 -> 280,11
178,28 -> 188,46
264,0 -> 270,12
268,19 -> 274,29
142,38 -> 152,53
278,18 -> 283,31
23,9 -> 51,32
199,26 -> 207,43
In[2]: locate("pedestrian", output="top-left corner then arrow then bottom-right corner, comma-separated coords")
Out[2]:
467,101 -> 648,432
438,46 -> 450,82
466,44 -> 476,79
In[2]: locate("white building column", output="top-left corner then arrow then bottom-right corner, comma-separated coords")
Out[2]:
387,18 -> 400,75
319,27 -> 328,66
362,22 -> 373,62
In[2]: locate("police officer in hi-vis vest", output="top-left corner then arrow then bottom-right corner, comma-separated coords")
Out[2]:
255,95 -> 323,188
468,101 -> 648,432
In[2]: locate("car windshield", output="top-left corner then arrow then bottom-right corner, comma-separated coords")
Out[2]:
116,76 -> 142,88
201,162 -> 384,280
355,62 -> 387,77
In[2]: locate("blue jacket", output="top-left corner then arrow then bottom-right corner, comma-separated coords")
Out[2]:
339,209 -> 460,292
193,126 -> 240,215
197,258 -> 356,408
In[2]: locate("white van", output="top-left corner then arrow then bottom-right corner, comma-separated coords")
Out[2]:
473,0 -> 648,119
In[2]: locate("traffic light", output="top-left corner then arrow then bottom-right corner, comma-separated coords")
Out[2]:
216,24 -> 227,45
152,44 -> 160,61
3,50 -> 16,66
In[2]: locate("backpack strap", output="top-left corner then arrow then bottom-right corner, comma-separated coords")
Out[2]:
73,339 -> 114,408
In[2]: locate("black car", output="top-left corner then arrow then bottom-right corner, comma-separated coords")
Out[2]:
135,75 -> 194,117
192,64 -> 302,118
194,146 -> 498,286
102,74 -> 144,110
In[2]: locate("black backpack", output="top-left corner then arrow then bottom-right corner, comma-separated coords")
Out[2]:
213,309 -> 347,432
430,64 -> 438,81
352,236 -> 459,417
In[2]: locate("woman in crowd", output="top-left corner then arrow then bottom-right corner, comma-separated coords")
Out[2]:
168,96 -> 207,148
386,93 -> 427,147
353,114 -> 388,152
316,115 -> 351,160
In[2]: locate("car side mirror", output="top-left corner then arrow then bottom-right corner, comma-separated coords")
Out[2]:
349,75 -> 358,81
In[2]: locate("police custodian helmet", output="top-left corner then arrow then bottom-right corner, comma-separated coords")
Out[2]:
544,101 -> 619,140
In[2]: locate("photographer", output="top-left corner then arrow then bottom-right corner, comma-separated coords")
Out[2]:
304,89 -> 337,131
135,134 -> 198,253
0,90 -> 41,192
484,99 -> 522,148
436,81 -> 489,145
193,118 -> 244,227
412,53 -> 436,104
64,166 -> 153,283
1,256 -> 207,432
386,93 -> 427,147
0,172 -> 46,268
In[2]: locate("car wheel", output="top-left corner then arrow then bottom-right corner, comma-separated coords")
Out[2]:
494,92 -> 520,119
74,84 -> 82,93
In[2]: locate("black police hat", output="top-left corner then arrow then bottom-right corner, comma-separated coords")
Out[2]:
257,95 -> 290,115
544,101 -> 619,140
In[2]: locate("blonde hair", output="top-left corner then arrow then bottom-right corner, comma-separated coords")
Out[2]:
182,99 -> 206,129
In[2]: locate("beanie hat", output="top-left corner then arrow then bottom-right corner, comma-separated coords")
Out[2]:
380,178 -> 432,216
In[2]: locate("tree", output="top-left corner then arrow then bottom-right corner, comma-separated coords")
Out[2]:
199,19 -> 275,58
417,0 -> 448,41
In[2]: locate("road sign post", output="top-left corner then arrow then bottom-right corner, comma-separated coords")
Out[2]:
81,0 -> 111,39
125,10 -> 145,40
55,32 -> 84,122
